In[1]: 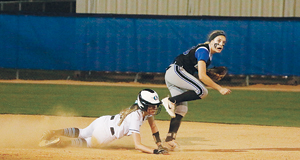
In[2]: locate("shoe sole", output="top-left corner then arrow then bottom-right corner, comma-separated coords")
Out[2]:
39,137 -> 60,147
162,98 -> 176,118
40,130 -> 55,140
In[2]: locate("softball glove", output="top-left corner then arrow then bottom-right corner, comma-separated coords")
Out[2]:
206,66 -> 228,82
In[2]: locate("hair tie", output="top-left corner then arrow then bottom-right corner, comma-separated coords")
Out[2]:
208,30 -> 226,42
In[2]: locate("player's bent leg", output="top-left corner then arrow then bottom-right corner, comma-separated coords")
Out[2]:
169,90 -> 200,103
62,128 -> 80,138
165,114 -> 183,141
175,103 -> 188,117
164,114 -> 183,151
164,104 -> 187,151
41,128 -> 80,141
68,138 -> 87,147
91,123 -> 117,146
166,64 -> 207,100
199,87 -> 208,99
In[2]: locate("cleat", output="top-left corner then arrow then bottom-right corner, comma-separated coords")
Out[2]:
163,140 -> 179,151
41,130 -> 56,140
39,137 -> 60,147
161,97 -> 176,118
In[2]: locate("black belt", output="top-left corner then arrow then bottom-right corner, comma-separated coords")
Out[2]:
110,115 -> 115,120
110,115 -> 115,135
166,65 -> 171,71
110,127 -> 115,135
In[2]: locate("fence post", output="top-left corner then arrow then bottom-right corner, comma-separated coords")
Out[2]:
246,75 -> 249,86
16,70 -> 19,80
134,72 -> 140,83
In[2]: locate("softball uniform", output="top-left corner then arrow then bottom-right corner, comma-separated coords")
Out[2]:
164,43 -> 211,116
79,109 -> 151,147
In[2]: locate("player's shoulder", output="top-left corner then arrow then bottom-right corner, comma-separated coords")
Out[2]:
196,43 -> 209,51
127,109 -> 143,119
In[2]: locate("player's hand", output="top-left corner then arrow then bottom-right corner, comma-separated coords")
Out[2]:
158,144 -> 169,151
219,87 -> 231,95
154,145 -> 169,154
153,148 -> 168,154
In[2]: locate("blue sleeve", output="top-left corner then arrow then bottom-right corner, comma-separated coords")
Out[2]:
195,47 -> 209,63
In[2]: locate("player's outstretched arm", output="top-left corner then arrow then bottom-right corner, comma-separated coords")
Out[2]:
132,132 -> 155,154
147,117 -> 169,152
132,132 -> 168,154
198,61 -> 231,95
147,117 -> 164,147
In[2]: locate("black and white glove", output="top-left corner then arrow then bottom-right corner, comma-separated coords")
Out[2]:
153,148 -> 168,154
158,144 -> 169,151
153,144 -> 169,154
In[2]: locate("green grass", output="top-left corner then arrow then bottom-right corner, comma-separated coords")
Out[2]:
186,90 -> 300,127
0,83 -> 299,127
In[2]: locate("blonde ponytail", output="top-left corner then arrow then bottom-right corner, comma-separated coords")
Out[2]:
117,104 -> 139,126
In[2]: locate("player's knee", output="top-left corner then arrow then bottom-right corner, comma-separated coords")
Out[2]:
199,88 -> 208,99
175,103 -> 188,117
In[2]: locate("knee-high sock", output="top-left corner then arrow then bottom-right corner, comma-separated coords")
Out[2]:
165,114 -> 183,142
70,138 -> 87,147
169,90 -> 200,104
59,128 -> 79,138
59,138 -> 87,148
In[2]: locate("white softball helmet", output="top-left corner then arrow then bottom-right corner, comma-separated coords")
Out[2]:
137,89 -> 161,112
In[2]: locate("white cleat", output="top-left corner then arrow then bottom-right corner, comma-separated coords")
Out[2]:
161,97 -> 176,118
39,137 -> 60,147
41,130 -> 56,140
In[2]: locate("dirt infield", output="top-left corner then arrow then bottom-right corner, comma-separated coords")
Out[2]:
1,80 -> 300,160
1,114 -> 300,160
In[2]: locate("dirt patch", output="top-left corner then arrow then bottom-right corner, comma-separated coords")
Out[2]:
1,114 -> 300,160
0,80 -> 300,159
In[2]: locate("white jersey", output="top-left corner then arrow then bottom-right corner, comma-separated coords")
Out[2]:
115,109 -> 151,138
78,109 -> 151,147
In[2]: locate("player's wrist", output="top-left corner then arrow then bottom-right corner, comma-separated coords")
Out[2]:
153,149 -> 159,154
153,131 -> 161,144
215,85 -> 223,91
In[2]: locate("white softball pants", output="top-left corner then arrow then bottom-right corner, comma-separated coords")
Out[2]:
78,116 -> 117,147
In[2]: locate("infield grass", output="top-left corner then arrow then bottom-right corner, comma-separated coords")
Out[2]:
0,83 -> 299,127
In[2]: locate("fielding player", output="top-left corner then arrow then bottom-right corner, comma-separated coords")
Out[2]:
161,30 -> 231,150
39,89 -> 168,155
